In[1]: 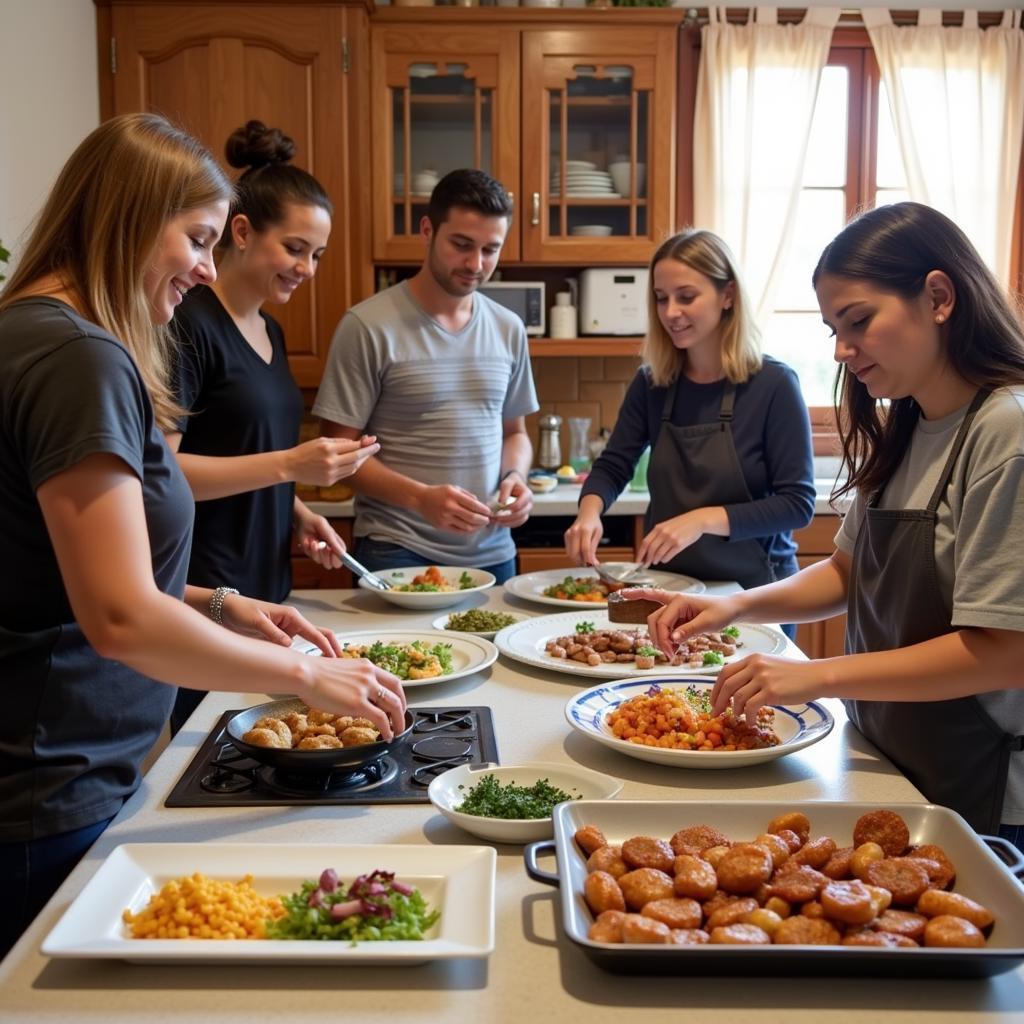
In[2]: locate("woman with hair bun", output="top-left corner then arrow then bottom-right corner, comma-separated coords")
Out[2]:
167,120 -> 377,734
0,114 -> 404,957
564,229 -> 815,630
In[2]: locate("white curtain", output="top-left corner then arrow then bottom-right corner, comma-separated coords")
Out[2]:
693,6 -> 840,323
864,8 -> 1024,284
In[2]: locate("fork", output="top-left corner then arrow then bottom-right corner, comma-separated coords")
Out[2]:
339,550 -> 393,591
591,560 -> 654,588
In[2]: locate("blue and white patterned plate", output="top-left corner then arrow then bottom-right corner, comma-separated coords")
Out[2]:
564,676 -> 834,768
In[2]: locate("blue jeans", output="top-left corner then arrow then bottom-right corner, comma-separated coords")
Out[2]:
353,538 -> 517,585
770,556 -> 799,641
0,815 -> 114,960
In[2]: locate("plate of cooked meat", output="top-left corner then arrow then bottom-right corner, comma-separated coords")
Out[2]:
492,612 -> 787,680
503,567 -> 704,610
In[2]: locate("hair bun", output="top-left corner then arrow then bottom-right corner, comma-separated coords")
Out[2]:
225,120 -> 295,171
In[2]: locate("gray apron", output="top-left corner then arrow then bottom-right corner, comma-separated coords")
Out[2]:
647,378 -> 775,589
845,389 -> 1024,834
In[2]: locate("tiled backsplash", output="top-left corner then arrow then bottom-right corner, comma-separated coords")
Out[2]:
526,354 -> 642,466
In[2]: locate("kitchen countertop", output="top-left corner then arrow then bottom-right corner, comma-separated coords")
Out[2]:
5,585 -> 1020,1022
308,482 -> 845,520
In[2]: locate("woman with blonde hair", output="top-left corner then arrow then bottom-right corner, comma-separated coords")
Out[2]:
0,114 -> 404,957
565,229 -> 814,609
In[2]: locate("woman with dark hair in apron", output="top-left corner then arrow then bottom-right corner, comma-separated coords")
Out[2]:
565,229 -> 815,638
638,203 -> 1024,847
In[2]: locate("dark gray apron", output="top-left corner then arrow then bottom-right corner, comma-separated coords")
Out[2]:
845,389 -> 1024,834
647,378 -> 775,589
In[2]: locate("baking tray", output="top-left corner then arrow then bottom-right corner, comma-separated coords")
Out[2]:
524,800 -> 1024,978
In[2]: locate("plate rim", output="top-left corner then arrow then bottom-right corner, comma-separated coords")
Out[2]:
562,675 -> 835,767
294,628 -> 498,688
41,842 -> 496,962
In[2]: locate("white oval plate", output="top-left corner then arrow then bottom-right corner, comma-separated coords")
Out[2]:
431,611 -> 533,640
428,761 -> 622,843
493,612 -> 787,679
503,566 -> 705,610
293,630 -> 497,688
564,676 -> 834,768
357,566 -> 495,610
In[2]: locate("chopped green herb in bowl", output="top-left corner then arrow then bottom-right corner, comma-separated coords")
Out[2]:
456,774 -> 578,820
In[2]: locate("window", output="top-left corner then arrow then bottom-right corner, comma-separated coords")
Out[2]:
761,47 -> 908,416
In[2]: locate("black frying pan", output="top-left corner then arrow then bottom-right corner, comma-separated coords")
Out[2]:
226,697 -> 414,772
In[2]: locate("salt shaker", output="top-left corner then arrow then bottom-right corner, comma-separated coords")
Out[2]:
537,414 -> 563,470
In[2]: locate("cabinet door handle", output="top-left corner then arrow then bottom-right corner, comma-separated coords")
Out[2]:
531,192 -> 540,226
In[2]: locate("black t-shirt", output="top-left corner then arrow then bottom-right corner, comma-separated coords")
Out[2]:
174,286 -> 303,602
0,298 -> 193,840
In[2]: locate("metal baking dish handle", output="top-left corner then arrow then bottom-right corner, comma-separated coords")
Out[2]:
982,834 -> 1024,878
523,840 -> 560,886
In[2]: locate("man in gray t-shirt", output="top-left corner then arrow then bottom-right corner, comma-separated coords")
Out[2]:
313,170 -> 538,580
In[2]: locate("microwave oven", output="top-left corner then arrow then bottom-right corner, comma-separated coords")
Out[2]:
579,268 -> 649,336
477,281 -> 546,336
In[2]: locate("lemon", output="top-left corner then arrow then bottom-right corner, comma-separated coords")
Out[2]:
556,465 -> 575,477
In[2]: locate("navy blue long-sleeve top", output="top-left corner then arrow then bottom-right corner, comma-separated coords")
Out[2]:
580,356 -> 816,562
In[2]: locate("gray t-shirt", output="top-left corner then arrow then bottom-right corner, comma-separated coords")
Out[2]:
835,387 -> 1024,823
313,282 -> 539,565
0,298 -> 194,840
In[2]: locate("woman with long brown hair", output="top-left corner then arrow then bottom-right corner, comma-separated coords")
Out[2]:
633,203 -> 1024,845
564,229 -> 815,630
0,114 -> 404,957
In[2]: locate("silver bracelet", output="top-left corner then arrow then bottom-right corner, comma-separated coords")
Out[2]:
209,586 -> 239,625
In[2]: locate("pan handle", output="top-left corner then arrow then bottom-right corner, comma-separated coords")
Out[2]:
981,834 -> 1024,878
523,840 -> 560,887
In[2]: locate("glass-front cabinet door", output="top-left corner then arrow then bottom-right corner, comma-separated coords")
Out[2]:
521,28 -> 676,263
371,27 -> 519,261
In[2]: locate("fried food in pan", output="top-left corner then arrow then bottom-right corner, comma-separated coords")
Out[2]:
916,889 -> 994,930
587,845 -> 628,878
575,825 -> 607,857
710,923 -> 771,945
864,858 -> 930,905
641,898 -> 702,930
618,868 -> 675,910
621,835 -> 675,873
621,914 -> 672,944
585,871 -> 626,915
906,843 -> 956,889
716,844 -> 773,894
873,909 -> 927,941
672,855 -> 718,901
670,824 -> 731,854
853,809 -> 910,857
924,915 -> 985,948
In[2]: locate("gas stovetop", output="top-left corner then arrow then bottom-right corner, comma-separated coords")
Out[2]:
165,705 -> 499,807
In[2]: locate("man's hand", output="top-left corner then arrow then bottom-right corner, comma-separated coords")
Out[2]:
416,484 -> 492,533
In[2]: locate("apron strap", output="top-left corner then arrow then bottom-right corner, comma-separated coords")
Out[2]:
719,382 -> 737,423
660,374 -> 681,422
925,389 -> 990,512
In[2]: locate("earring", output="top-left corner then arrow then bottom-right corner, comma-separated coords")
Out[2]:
935,314 -> 945,324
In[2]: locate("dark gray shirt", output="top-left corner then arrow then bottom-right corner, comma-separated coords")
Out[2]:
0,298 -> 193,840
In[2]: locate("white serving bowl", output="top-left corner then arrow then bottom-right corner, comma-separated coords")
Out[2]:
527,473 -> 558,493
357,565 -> 496,609
608,161 -> 646,198
428,761 -> 623,843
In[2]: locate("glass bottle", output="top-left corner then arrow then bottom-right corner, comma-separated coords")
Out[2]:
568,417 -> 591,474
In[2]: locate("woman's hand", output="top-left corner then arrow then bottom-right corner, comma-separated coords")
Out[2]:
710,654 -> 826,720
304,659 -> 407,740
624,587 -> 742,659
565,511 -> 604,565
295,510 -> 347,570
284,434 -> 379,487
636,510 -> 710,568
219,593 -> 343,658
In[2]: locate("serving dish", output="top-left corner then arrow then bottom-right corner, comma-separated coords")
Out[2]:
225,698 -> 415,772
357,565 -> 495,609
493,612 -> 784,679
42,842 -> 495,965
564,676 -> 833,768
427,761 -> 622,844
503,567 -> 704,610
431,611 -> 532,640
523,800 -> 1024,977
292,629 -> 498,688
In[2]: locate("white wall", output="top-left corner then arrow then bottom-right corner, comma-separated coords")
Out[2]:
0,0 -> 99,273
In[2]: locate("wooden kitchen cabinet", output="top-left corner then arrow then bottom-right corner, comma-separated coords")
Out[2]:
516,546 -> 633,575
369,9 -> 681,265
94,0 -> 373,387
290,518 -> 354,589
792,515 -> 847,660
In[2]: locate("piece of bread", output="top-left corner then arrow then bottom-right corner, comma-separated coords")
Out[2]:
606,592 -> 662,623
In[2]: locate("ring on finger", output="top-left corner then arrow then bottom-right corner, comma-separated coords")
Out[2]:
371,686 -> 387,705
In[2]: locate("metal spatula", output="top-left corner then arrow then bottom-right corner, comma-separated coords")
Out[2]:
340,551 -> 393,591
592,560 -> 654,588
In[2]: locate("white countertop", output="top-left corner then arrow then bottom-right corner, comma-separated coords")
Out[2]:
308,483 -> 842,519
5,585 -> 1019,1022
